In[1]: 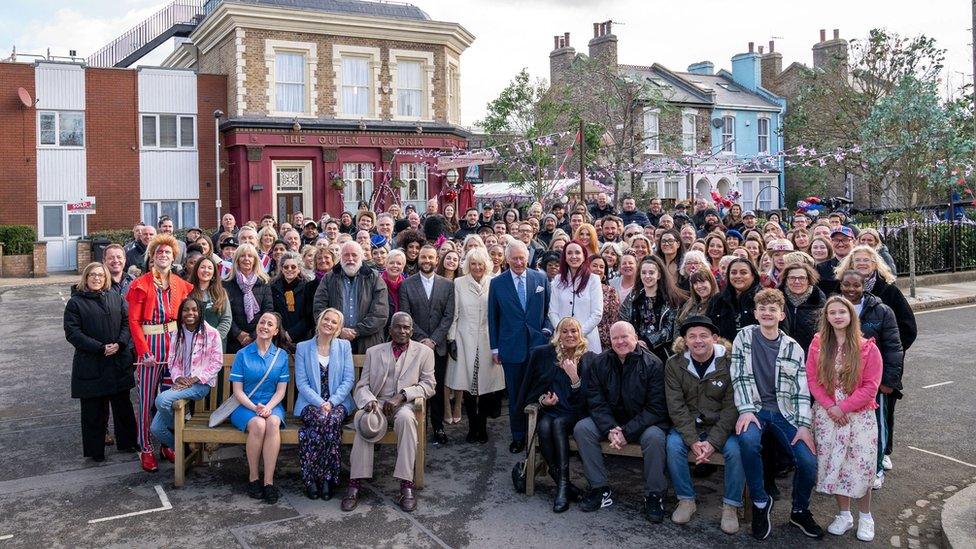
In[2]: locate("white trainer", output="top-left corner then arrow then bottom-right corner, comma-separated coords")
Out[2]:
827,514 -> 854,536
872,471 -> 885,490
882,455 -> 893,470
857,516 -> 875,542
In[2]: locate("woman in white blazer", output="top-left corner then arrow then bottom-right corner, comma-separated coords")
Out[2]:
548,241 -> 604,353
446,247 -> 505,444
294,308 -> 355,501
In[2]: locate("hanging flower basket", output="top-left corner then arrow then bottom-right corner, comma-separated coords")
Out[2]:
331,177 -> 345,191
443,187 -> 458,203
391,178 -> 406,189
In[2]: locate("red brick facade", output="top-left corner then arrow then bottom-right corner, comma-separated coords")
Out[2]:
0,63 -> 37,226
85,68 -> 140,231
196,73 -> 229,229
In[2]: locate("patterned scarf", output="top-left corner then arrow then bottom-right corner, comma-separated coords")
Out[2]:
237,270 -> 259,323
864,272 -> 878,294
787,286 -> 814,308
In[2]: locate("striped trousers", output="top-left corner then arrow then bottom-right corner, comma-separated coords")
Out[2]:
136,363 -> 166,453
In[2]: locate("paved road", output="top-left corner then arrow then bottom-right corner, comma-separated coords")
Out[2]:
0,284 -> 973,548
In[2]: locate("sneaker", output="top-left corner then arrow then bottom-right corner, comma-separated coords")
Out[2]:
263,484 -> 281,504
882,455 -> 893,471
856,515 -> 875,542
246,480 -> 263,499
720,504 -> 740,534
827,513 -> 854,535
671,499 -> 696,524
579,486 -> 613,512
872,471 -> 885,490
751,499 -> 773,540
790,510 -> 825,539
644,492 -> 665,523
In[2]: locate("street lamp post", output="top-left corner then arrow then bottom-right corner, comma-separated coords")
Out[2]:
213,109 -> 224,229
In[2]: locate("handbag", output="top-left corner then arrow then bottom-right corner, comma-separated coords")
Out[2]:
209,348 -> 281,428
511,430 -> 540,494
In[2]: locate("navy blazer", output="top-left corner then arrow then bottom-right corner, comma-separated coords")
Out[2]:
294,337 -> 356,416
488,268 -> 553,364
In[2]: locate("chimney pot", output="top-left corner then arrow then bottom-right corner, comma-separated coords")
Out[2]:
769,40 -> 775,53
606,20 -> 612,35
758,46 -> 764,54
564,32 -> 570,46
833,29 -> 840,40
593,22 -> 600,38
820,29 -> 826,42
748,41 -> 754,53
554,36 -> 560,49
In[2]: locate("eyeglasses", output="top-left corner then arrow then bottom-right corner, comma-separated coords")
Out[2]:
786,275 -> 808,282
660,238 -> 677,245
87,272 -> 106,279
282,264 -> 299,270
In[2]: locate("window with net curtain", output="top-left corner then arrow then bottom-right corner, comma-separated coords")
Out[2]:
275,52 -> 306,113
397,60 -> 423,117
342,56 -> 370,116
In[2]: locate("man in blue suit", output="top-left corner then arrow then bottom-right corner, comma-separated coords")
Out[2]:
488,240 -> 554,453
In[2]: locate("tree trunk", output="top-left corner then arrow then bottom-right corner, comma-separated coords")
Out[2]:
907,216 -> 917,298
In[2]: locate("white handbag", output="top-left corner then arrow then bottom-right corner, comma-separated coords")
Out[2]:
209,349 -> 281,428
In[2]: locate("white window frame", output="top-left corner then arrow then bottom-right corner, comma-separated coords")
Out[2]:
740,178 -> 755,212
141,114 -> 196,150
37,110 -> 85,148
333,44 -> 381,119
663,178 -> 681,200
390,49 -> 435,121
343,162 -> 374,212
272,160 -> 313,222
141,200 -> 197,229
447,60 -> 461,124
757,178 -> 778,211
265,39 -> 318,118
721,115 -> 735,153
757,116 -> 770,154
682,111 -> 697,154
643,108 -> 660,154
398,162 -> 428,212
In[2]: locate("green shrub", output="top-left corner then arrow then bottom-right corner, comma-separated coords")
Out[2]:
88,229 -> 136,245
0,225 -> 37,255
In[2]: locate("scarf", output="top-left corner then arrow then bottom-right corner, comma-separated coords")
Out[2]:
864,272 -> 878,294
315,269 -> 328,281
237,270 -> 259,323
382,271 -> 405,313
787,286 -> 814,308
151,267 -> 171,290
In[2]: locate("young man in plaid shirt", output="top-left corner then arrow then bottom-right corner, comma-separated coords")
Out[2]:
730,288 -> 824,541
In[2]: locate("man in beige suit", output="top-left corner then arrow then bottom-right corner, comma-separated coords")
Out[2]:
342,312 -> 436,512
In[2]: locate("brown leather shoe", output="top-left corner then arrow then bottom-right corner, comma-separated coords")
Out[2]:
340,486 -> 359,512
397,486 -> 417,512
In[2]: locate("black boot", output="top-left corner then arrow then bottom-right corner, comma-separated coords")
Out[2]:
553,466 -> 570,513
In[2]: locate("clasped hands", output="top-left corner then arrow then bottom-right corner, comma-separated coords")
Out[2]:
608,427 -> 628,450
366,393 -> 406,416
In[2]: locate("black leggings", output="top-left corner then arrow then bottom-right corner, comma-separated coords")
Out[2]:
536,413 -> 576,477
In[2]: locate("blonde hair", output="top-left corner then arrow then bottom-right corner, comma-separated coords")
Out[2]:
835,245 -> 895,283
257,226 -> 279,252
316,308 -> 345,342
462,246 -> 492,277
550,316 -> 589,364
76,262 -> 109,292
225,243 -> 270,283
815,296 -> 864,395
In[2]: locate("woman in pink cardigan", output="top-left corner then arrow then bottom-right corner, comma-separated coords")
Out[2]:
806,295 -> 882,542
150,298 -> 224,463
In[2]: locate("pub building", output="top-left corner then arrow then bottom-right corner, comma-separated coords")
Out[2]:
163,0 -> 476,221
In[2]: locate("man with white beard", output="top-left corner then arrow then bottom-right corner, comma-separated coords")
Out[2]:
312,241 -> 389,353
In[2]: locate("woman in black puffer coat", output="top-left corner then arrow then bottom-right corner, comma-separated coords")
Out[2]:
708,258 -> 761,343
64,262 -> 138,461
839,269 -> 904,480
778,262 -> 826,352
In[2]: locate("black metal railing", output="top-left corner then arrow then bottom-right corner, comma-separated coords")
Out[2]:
856,201 -> 976,276
87,0 -> 205,68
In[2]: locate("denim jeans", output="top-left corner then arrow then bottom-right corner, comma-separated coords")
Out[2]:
738,409 -> 817,511
666,429 -> 745,507
150,383 -> 211,449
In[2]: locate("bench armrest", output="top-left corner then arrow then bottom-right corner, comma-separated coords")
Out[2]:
412,397 -> 426,415
523,402 -> 539,416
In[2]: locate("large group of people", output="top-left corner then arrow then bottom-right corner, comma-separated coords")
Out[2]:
63,193 -> 917,541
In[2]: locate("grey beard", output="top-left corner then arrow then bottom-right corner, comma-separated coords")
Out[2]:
342,262 -> 361,277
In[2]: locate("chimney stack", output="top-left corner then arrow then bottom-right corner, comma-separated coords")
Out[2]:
769,40 -> 775,53
588,20 -> 618,71
748,41 -> 754,53
550,31 -> 576,85
813,28 -> 848,73
761,40 -> 783,92
819,29 -> 826,42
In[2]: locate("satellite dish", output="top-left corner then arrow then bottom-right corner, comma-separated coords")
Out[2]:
17,87 -> 33,108
710,117 -> 725,128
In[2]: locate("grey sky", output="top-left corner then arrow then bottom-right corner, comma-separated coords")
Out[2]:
3,0 -> 972,128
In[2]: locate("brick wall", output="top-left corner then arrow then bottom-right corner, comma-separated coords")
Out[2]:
232,28 -> 449,122
0,63 -> 37,226
197,73 -> 229,232
76,239 -> 91,273
86,68 -> 140,231
198,32 -> 239,117
32,241 -> 46,277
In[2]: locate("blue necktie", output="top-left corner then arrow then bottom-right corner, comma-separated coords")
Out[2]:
517,274 -> 527,310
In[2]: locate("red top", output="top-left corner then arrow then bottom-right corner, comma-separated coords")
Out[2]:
805,332 -> 883,414
125,272 -> 194,357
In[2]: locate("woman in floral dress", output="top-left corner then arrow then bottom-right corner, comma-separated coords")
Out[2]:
806,295 -> 882,542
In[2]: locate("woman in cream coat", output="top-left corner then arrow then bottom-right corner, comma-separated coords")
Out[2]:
547,241 -> 604,353
446,247 -> 505,444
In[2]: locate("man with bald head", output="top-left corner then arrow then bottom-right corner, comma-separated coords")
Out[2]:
312,241 -> 389,353
575,321 -> 671,523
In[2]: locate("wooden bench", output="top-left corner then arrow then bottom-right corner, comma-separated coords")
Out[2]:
524,404 -> 736,503
172,354 -> 427,488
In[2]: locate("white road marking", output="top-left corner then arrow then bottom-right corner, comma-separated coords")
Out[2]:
908,446 -> 976,469
0,534 -> 13,540
921,381 -> 954,389
916,303 -> 976,315
87,485 -> 172,524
